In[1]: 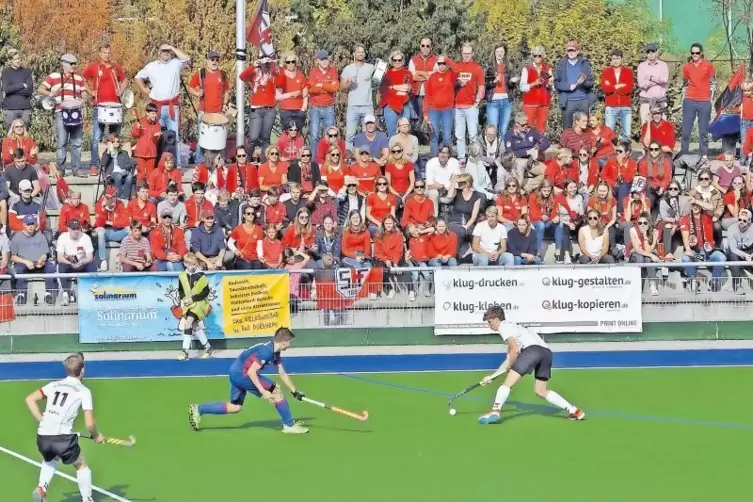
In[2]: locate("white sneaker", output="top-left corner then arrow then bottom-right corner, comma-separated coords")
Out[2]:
60,291 -> 70,307
408,291 -> 416,302
424,287 -> 432,297
564,253 -> 572,264
69,291 -> 76,303
387,289 -> 395,299
649,282 -> 659,296
368,293 -> 377,300
282,423 -> 309,434
99,260 -> 108,272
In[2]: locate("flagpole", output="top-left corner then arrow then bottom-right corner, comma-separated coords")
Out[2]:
235,0 -> 247,144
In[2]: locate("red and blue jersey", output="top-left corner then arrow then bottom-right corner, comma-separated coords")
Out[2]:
230,341 -> 281,377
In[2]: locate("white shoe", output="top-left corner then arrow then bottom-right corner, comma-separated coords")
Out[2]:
649,282 -> 659,296
564,253 -> 572,264
60,291 -> 70,307
387,289 -> 395,299
424,287 -> 432,297
69,290 -> 76,303
408,291 -> 416,302
282,423 -> 309,434
368,293 -> 377,300
99,260 -> 108,271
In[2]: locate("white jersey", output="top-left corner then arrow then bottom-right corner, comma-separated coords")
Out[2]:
37,377 -> 93,436
497,321 -> 549,350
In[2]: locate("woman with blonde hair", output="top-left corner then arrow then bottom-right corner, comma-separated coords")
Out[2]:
379,49 -> 413,137
389,117 -> 419,163
2,118 -> 38,166
277,52 -> 308,131
578,208 -> 615,264
519,45 -> 553,133
320,145 -> 350,193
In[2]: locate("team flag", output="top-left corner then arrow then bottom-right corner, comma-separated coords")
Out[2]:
247,0 -> 274,58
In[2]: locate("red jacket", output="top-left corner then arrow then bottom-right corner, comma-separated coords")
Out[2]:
641,120 -> 676,152
379,68 -> 413,112
184,196 -> 213,228
282,225 -> 315,249
94,198 -> 129,229
638,156 -> 672,190
150,224 -> 187,260
192,163 -> 230,192
679,213 -> 714,250
408,235 -> 431,262
2,136 -> 38,166
600,66 -> 634,107
410,54 -> 438,95
227,162 -> 260,195
374,230 -> 404,263
527,193 -> 557,222
591,127 -> 616,160
544,159 -> 579,188
307,66 -> 339,108
423,70 -> 457,115
131,117 -> 161,158
148,154 -> 183,198
600,157 -> 638,187
341,229 -> 371,259
58,202 -> 91,232
127,199 -> 157,229
429,231 -> 458,258
401,195 -> 435,227
521,63 -> 552,106
571,159 -> 600,188
239,67 -> 277,107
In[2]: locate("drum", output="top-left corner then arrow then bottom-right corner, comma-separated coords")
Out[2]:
372,59 -> 388,84
60,99 -> 84,127
97,102 -> 124,125
199,113 -> 229,151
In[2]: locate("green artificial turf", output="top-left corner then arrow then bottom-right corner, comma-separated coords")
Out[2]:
0,368 -> 749,501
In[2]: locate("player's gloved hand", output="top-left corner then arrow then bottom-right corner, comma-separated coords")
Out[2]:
292,390 -> 305,401
480,375 -> 494,386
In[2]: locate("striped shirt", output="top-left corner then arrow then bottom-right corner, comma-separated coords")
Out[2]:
42,72 -> 86,111
119,235 -> 152,264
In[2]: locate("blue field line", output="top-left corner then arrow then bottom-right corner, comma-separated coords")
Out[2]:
340,373 -> 753,432
1,348 -> 753,381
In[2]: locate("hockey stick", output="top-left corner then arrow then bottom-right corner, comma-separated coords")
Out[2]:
78,433 -> 136,448
301,396 -> 369,422
447,374 -> 500,407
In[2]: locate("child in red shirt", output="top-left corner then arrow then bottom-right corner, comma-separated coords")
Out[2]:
131,103 -> 162,184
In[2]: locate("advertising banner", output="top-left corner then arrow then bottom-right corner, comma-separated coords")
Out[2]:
434,267 -> 642,335
78,271 -> 290,343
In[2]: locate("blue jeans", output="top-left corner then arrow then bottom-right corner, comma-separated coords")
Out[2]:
532,220 -> 554,255
158,105 -> 180,145
681,99 -> 711,155
57,262 -> 98,290
342,257 -> 372,269
605,106 -> 632,141
13,261 -> 57,294
96,227 -> 129,261
54,112 -> 84,175
383,105 -> 411,137
410,261 -> 432,287
155,260 -> 185,271
454,106 -> 480,160
428,257 -> 458,267
615,182 -> 632,215
346,105 -> 374,150
91,110 -> 122,168
472,252 -> 514,266
514,255 -> 542,265
681,251 -> 726,279
554,222 -> 574,251
428,109 -> 454,158
111,171 -> 134,200
248,107 -> 276,156
486,98 -> 512,137
309,106 -> 335,148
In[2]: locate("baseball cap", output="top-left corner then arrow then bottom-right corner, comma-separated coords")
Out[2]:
60,53 -> 77,64
316,49 -> 329,60
646,43 -> 658,52
358,145 -> 371,155
344,175 -> 358,186
200,209 -> 215,220
22,214 -> 37,225
19,179 -> 32,191
207,51 -> 220,59
363,114 -> 376,125
68,219 -> 82,230
159,44 -> 172,52
160,209 -> 173,218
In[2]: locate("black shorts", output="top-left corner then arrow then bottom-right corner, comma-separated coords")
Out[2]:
511,345 -> 553,381
36,433 -> 81,465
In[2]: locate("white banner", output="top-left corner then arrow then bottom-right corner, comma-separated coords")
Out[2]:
434,267 -> 643,335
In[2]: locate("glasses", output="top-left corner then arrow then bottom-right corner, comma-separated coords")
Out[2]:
691,51 -> 702,55
300,153 -> 311,158
269,152 -> 280,157
588,216 -> 599,221
299,215 -> 310,219
533,54 -> 543,58
421,44 -> 431,48
288,128 -> 298,132
210,58 -> 219,62
236,154 -> 247,158
637,221 -> 649,226
328,133 -> 338,138
740,219 -> 750,223
699,177 -> 711,181
415,185 -> 425,189
392,58 -> 403,63
13,125 -> 23,129
567,49 -> 577,53
647,49 -> 657,53
330,153 -> 341,158
204,216 -> 215,221
579,153 -> 589,157
668,187 -> 680,192
359,151 -> 370,155
244,212 -> 254,216
616,149 -> 625,154
346,184 -> 357,188
391,149 -> 403,154
285,60 -> 296,64
376,182 -> 388,186
649,147 -> 660,152
437,61 -> 447,66
162,215 -> 172,219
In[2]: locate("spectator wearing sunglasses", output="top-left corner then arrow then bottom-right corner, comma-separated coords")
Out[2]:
423,55 -> 456,157
638,140 -> 672,209
626,212 -> 661,296
316,126 -> 346,165
365,176 -> 398,235
689,168 -> 723,243
276,121 -> 304,162
386,143 -> 416,201
287,148 -> 320,194
151,209 -> 187,271
409,37 -> 438,131
637,44 -> 668,124
577,208 -> 615,264
355,116 -> 390,167
722,175 -> 749,230
336,177 -> 365,225
308,50 -> 339,149
379,50 -> 413,137
226,145 -> 260,199
275,52 -> 308,132
228,207 -> 264,270
519,46 -> 552,133
680,43 -> 715,158
401,180 -> 435,229
187,51 -> 230,164
239,52 -> 278,158
350,146 -> 382,195
680,202 -> 726,293
600,139 -> 637,214
725,208 -> 753,294
657,181 -> 689,257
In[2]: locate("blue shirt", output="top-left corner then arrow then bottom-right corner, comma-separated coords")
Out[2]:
230,341 -> 281,376
566,60 -> 586,102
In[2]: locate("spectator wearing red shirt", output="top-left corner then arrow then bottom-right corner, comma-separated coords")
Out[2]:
151,209 -> 187,271
58,190 -> 91,234
428,217 -> 459,267
226,145 -> 260,199
94,185 -> 129,270
147,152 -> 183,202
127,183 -> 157,234
385,145 -> 415,198
741,82 -> 753,144
380,50 -> 414,137
258,223 -> 283,269
131,103 -> 162,184
544,149 -> 578,192
401,180 -> 435,228
451,43 -> 485,161
350,146 -> 382,195
258,146 -> 289,191
600,140 -> 638,214
341,210 -> 372,269
276,52 -> 308,132
496,179 -> 528,230
228,208 -> 264,269
559,112 -> 595,154
424,55 -> 456,157
519,46 -> 553,133
192,153 -> 230,205
264,187 -> 286,232
282,207 -> 316,252
2,119 -> 38,166
572,146 -> 600,195
239,57 -> 278,157
641,105 -> 676,154
528,180 -> 559,256
638,141 -> 673,208
307,50 -> 339,148
374,215 -> 410,297
600,50 -> 634,141
319,146 -> 349,193
184,182 -> 214,230
366,176 -> 398,234
588,113 -> 617,166
276,122 -> 304,162
681,43 -> 716,156
315,126 -> 346,165
82,44 -> 128,173
405,222 -> 433,300
187,51 -> 231,164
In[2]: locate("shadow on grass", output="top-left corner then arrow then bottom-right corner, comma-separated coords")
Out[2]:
61,484 -> 156,502
202,417 -> 372,434
454,401 -> 566,424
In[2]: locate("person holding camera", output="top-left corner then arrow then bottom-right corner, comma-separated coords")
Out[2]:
240,54 -> 279,158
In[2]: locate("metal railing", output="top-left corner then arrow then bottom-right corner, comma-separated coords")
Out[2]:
2,262 -> 753,335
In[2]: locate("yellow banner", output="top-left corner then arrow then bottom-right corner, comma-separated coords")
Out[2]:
221,273 -> 290,337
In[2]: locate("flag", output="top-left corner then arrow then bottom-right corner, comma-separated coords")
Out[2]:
315,267 -> 385,310
247,0 -> 274,58
714,65 -> 746,115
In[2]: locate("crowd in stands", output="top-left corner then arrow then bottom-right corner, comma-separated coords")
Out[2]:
4,36 -> 753,304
